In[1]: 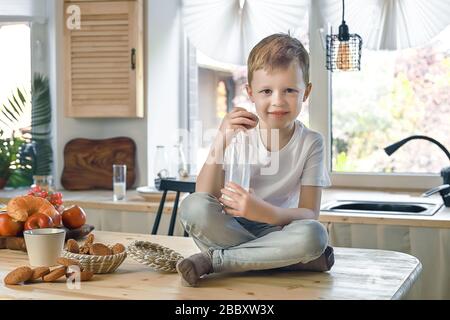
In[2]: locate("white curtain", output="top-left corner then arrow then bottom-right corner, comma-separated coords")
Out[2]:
318,0 -> 450,50
0,0 -> 47,23
182,0 -> 310,65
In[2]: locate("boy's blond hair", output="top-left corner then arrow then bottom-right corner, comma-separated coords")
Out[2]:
247,33 -> 310,86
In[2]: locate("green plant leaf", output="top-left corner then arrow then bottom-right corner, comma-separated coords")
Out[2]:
7,98 -> 20,120
17,88 -> 26,105
1,87 -> 30,129
2,107 -> 16,122
13,94 -> 24,114
31,73 -> 53,176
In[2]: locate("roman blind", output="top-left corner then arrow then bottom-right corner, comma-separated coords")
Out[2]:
319,0 -> 450,50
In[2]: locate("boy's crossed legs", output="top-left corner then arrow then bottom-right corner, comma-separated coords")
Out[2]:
176,192 -> 334,286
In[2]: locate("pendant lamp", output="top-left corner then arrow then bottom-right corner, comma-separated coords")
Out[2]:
326,0 -> 362,71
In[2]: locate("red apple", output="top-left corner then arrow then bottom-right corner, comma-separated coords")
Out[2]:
62,205 -> 86,229
24,213 -> 54,230
40,204 -> 62,227
51,211 -> 62,227
0,213 -> 24,236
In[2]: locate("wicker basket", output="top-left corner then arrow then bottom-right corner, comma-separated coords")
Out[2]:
62,248 -> 127,274
127,240 -> 184,273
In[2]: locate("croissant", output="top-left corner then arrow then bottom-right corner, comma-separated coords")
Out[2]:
7,195 -> 62,226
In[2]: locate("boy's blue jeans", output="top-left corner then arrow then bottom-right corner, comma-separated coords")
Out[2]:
179,192 -> 329,273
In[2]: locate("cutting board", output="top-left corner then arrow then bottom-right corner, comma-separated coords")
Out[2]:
61,137 -> 136,190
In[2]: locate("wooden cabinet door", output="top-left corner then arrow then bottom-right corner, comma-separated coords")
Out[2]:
64,0 -> 143,118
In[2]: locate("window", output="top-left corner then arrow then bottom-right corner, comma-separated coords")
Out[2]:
0,23 -> 31,137
331,25 -> 450,176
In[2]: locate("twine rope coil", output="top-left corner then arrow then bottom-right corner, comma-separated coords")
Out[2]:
127,240 -> 184,273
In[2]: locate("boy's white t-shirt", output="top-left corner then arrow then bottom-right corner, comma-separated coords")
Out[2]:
223,120 -> 331,209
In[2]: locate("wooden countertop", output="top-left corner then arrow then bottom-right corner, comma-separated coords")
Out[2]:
0,230 -> 422,300
1,188 -> 449,228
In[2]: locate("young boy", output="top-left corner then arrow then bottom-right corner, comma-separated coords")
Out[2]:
176,33 -> 334,287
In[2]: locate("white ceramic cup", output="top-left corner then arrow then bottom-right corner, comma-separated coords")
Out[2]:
23,228 -> 66,267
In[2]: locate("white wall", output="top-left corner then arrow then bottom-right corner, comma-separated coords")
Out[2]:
146,0 -> 183,186
47,0 -> 183,190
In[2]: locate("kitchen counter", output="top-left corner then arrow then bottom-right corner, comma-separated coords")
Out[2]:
320,188 -> 450,228
0,230 -> 422,300
1,188 -> 449,228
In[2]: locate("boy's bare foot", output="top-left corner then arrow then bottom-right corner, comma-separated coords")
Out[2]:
176,252 -> 213,287
280,246 -> 335,272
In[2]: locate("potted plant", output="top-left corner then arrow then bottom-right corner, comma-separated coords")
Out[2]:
0,86 -> 33,189
0,130 -> 33,188
0,73 -> 52,189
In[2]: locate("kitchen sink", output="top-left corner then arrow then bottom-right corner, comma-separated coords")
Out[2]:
321,200 -> 443,216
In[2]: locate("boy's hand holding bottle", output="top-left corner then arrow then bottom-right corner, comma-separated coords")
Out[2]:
219,182 -> 275,223
216,107 -> 258,149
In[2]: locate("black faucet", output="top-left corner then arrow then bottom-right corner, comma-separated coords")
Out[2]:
384,135 -> 450,207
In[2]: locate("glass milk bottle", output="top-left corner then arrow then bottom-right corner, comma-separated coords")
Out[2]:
223,131 -> 251,199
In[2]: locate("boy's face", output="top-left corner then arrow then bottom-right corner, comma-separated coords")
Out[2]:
246,61 -> 312,130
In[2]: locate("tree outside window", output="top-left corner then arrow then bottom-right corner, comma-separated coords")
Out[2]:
332,25 -> 450,174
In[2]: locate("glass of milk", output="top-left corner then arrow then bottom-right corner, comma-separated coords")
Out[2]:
113,164 -> 127,201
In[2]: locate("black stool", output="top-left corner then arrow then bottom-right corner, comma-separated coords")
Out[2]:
152,177 -> 196,236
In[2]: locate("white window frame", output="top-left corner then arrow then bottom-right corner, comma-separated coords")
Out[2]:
0,0 -> 48,75
308,1 -> 442,191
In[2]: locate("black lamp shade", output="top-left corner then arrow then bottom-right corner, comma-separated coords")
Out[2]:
326,32 -> 362,72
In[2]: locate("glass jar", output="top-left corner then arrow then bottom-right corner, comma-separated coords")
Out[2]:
154,146 -> 170,179
170,143 -> 189,178
32,175 -> 55,192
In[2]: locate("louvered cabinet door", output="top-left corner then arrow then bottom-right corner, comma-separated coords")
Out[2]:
64,0 -> 144,118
